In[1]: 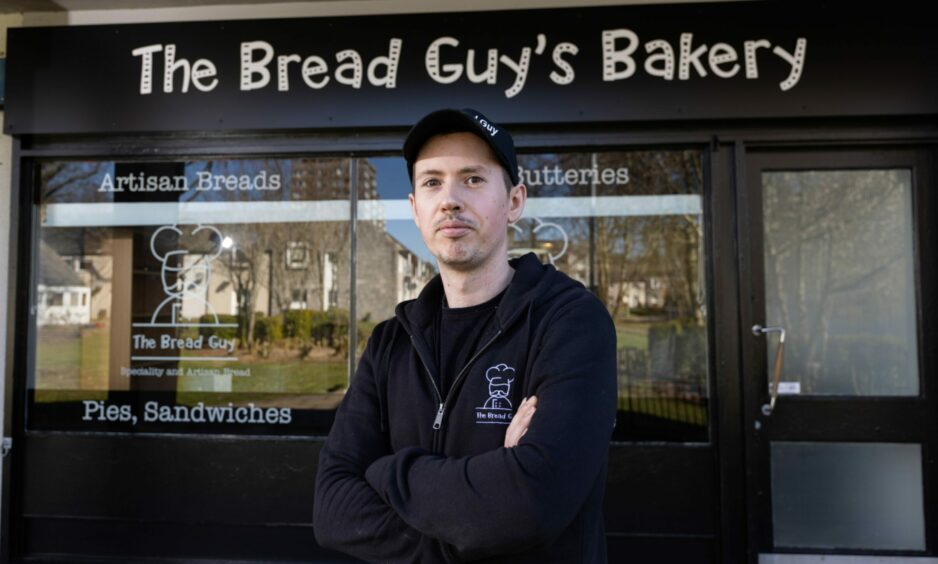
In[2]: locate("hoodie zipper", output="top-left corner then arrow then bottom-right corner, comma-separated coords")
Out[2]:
410,335 -> 446,429
410,327 -> 503,437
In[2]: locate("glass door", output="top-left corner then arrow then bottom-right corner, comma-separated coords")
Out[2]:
740,149 -> 937,561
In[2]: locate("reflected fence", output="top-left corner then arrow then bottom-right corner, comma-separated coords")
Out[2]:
616,348 -> 708,428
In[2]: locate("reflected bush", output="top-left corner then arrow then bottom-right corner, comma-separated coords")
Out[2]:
283,310 -> 313,340
197,314 -> 239,340
254,313 -> 283,343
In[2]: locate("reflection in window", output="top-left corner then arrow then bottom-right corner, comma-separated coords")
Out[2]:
763,170 -> 918,396
355,157 -> 438,338
357,152 -> 708,442
33,151 -> 709,441
514,151 -> 707,441
33,158 -> 354,433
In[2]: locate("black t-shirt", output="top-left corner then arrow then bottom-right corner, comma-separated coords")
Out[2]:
434,288 -> 506,396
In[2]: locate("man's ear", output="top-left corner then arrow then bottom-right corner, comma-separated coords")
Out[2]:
408,191 -> 418,225
508,183 -> 527,224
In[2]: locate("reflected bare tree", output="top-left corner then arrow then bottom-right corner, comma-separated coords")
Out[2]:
763,170 -> 915,394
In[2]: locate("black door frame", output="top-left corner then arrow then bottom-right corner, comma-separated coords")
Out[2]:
738,146 -> 938,560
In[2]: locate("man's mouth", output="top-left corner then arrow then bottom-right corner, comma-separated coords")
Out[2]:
436,219 -> 474,237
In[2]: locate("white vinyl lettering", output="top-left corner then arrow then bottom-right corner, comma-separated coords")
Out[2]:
366,38 -> 403,88
335,49 -> 363,88
708,42 -> 740,78
466,48 -> 498,85
678,33 -> 708,79
241,40 -> 274,91
601,29 -> 639,81
773,38 -> 807,91
744,39 -> 771,79
549,42 -> 578,85
426,36 -> 464,84
132,44 -> 162,94
644,39 -> 674,80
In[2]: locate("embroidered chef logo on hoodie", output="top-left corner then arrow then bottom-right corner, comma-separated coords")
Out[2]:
476,363 -> 515,425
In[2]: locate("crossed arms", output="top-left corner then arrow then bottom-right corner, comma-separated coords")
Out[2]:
313,298 -> 616,562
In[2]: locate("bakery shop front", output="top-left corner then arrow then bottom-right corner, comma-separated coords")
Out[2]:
2,2 -> 936,562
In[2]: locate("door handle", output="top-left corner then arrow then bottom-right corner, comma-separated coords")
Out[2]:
752,324 -> 786,416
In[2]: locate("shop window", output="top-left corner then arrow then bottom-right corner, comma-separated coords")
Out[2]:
31,158 -> 352,434
357,151 -> 709,442
31,152 -> 708,441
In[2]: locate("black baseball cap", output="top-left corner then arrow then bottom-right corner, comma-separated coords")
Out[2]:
403,108 -> 520,186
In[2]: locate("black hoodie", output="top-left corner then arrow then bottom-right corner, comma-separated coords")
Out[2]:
314,253 -> 617,563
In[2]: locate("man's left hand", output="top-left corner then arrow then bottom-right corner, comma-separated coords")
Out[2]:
504,396 -> 537,448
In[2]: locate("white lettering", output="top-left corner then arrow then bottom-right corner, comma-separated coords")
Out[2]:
131,44 -> 162,95
602,29 -> 639,81
302,55 -> 330,89
708,42 -> 739,78
773,38 -> 807,91
499,47 -> 532,98
644,39 -> 674,80
335,49 -> 363,89
367,38 -> 403,88
426,36 -> 463,84
678,33 -> 708,80
744,39 -> 771,79
467,48 -> 498,84
241,41 -> 274,91
549,42 -> 578,85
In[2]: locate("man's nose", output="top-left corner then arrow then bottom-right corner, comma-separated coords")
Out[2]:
438,181 -> 464,213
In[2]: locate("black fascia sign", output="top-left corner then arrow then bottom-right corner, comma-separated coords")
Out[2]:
3,2 -> 936,135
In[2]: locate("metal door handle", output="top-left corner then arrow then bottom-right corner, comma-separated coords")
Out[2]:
752,324 -> 786,416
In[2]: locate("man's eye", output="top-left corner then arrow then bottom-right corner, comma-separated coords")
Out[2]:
466,176 -> 485,185
422,178 -> 440,188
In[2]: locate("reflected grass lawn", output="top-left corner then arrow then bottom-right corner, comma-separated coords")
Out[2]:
35,324 -> 109,402
176,357 -> 348,395
615,321 -> 649,350
34,322 -> 348,404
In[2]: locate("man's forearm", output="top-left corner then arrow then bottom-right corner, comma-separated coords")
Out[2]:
314,445 -> 453,563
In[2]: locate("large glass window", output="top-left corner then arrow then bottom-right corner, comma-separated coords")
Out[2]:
356,150 -> 709,442
33,149 -> 708,440
33,159 -> 353,433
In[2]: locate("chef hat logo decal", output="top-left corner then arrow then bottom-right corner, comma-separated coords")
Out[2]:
133,223 -> 238,329
508,217 -> 569,265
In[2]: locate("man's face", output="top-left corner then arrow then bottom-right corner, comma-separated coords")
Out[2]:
409,132 -> 525,272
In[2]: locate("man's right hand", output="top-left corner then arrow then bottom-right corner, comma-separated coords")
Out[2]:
504,396 -> 537,448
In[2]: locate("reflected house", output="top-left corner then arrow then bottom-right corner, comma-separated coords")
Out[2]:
38,231 -> 114,326
174,158 -> 435,327
615,277 -> 665,310
37,241 -> 92,326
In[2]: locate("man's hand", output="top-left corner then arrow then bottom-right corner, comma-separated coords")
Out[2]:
504,396 -> 537,448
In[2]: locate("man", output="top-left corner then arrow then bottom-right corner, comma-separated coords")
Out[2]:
313,108 -> 617,563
